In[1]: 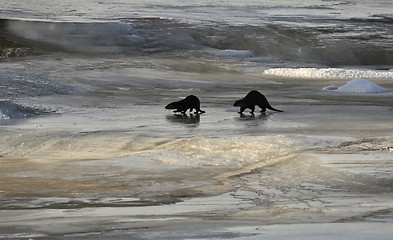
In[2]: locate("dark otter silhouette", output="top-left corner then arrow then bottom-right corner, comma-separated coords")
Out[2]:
234,90 -> 283,114
165,95 -> 205,114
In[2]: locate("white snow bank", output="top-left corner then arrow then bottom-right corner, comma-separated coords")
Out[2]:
323,79 -> 390,93
264,68 -> 393,80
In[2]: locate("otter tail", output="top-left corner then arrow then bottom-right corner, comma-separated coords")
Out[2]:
268,105 -> 283,112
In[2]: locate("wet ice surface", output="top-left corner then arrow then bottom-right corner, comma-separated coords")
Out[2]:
0,54 -> 393,239
1,96 -> 393,239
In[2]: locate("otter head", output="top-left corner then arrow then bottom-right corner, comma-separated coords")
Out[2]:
165,103 -> 176,109
233,99 -> 246,107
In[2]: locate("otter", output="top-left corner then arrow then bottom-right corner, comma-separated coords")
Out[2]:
234,90 -> 283,114
165,95 -> 205,114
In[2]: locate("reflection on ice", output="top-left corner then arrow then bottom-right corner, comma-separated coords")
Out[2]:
166,113 -> 200,125
153,135 -> 296,167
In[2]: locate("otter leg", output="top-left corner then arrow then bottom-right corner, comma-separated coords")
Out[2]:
238,107 -> 246,114
258,104 -> 266,113
250,106 -> 255,115
195,108 -> 205,114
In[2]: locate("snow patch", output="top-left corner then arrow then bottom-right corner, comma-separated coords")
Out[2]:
323,79 -> 389,93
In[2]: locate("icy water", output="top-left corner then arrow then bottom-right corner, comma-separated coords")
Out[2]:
1,0 -> 393,239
